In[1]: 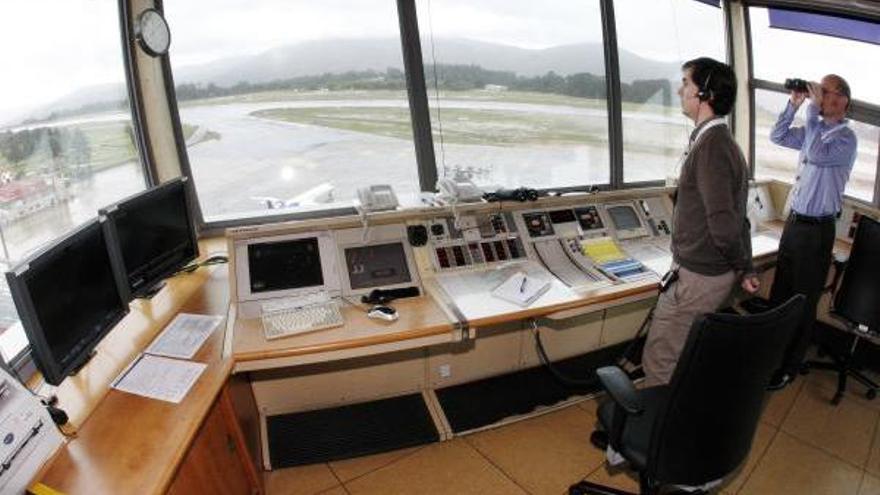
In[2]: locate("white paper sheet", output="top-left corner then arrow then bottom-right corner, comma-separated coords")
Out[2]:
145,313 -> 223,359
112,354 -> 206,404
435,261 -> 580,320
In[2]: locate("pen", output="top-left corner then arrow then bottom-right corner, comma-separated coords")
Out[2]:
519,276 -> 528,293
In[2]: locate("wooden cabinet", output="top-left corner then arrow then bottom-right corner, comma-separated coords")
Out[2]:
167,387 -> 261,495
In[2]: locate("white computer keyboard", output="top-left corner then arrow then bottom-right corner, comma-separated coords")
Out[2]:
261,295 -> 344,340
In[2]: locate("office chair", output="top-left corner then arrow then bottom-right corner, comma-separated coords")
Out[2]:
569,295 -> 804,495
804,215 -> 880,405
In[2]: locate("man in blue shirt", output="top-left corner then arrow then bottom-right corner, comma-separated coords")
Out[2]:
767,74 -> 857,389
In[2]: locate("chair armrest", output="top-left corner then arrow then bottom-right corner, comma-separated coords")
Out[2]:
596,366 -> 644,415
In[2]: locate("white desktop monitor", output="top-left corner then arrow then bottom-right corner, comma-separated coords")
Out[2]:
605,202 -> 649,240
234,231 -> 340,316
334,224 -> 420,297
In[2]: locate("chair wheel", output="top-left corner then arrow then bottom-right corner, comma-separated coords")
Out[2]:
867,389 -> 877,400
831,393 -> 843,405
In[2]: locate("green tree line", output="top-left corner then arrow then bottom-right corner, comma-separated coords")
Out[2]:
0,126 -> 94,179
174,64 -> 672,106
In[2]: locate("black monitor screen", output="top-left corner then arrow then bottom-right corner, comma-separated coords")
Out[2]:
608,205 -> 641,231
106,179 -> 197,297
248,237 -> 324,293
345,242 -> 412,290
6,220 -> 128,385
548,209 -> 576,224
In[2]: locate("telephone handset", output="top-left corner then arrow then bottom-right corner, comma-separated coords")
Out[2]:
357,184 -> 399,211
436,178 -> 483,203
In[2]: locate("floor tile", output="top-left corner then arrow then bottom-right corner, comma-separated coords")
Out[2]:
329,446 -> 422,482
718,421 -> 778,494
267,463 -> 341,495
782,382 -> 879,467
861,473 -> 880,495
465,406 -> 605,495
577,396 -> 600,418
740,431 -> 863,495
317,487 -> 349,495
762,378 -> 804,427
344,438 -> 527,495
865,421 -> 880,476
806,366 -> 880,412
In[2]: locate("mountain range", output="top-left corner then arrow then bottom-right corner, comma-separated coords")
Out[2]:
30,38 -> 680,124
174,38 -> 679,86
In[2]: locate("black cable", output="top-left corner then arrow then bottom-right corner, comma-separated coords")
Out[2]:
173,253 -> 229,275
533,326 -> 595,387
614,304 -> 655,368
533,300 -> 656,388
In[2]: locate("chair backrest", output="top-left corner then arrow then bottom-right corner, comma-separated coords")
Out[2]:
646,294 -> 805,486
835,216 -> 880,329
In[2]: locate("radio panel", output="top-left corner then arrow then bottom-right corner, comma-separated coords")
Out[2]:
425,213 -> 525,271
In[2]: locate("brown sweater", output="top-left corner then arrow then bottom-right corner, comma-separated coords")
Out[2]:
671,122 -> 752,276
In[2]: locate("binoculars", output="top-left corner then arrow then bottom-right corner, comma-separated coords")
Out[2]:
784,78 -> 809,92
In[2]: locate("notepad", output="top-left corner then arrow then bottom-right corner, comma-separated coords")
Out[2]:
580,237 -> 627,264
490,271 -> 551,307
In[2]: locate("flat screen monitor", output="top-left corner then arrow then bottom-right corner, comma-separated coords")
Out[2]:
607,205 -> 642,231
248,237 -> 324,293
101,177 -> 199,299
344,242 -> 412,290
5,218 -> 129,385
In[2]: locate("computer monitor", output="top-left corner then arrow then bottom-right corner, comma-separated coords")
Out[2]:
344,242 -> 412,291
606,203 -> 648,240
334,224 -> 420,296
101,177 -> 199,299
233,230 -> 340,317
5,218 -> 129,385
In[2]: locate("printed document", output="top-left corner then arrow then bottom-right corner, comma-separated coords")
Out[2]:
145,313 -> 223,360
112,354 -> 206,404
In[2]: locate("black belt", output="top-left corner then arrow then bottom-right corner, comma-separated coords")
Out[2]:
789,211 -> 838,224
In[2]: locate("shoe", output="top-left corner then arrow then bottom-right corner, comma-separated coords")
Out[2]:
767,371 -> 793,391
589,430 -> 609,450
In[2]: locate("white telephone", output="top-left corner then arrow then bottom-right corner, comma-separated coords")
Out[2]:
357,184 -> 399,212
436,178 -> 483,203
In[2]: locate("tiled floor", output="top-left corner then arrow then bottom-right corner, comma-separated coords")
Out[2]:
265,369 -> 880,495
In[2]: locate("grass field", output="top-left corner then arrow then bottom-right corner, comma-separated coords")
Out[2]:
0,122 -> 197,177
252,91 -> 681,154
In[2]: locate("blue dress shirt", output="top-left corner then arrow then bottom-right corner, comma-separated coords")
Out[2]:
770,102 -> 857,217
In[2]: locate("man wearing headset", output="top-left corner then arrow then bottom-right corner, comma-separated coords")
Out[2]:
641,57 -> 758,387
766,75 -> 857,390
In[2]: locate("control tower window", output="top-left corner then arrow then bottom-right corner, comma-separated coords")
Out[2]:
0,2 -> 146,365
615,0 -> 726,184
417,0 -> 610,189
163,1 -> 421,221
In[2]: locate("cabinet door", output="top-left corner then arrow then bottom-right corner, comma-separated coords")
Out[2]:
167,395 -> 254,495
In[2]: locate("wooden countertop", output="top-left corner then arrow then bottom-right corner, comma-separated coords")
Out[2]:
232,296 -> 456,365
37,253 -> 232,495
37,224 -> 808,494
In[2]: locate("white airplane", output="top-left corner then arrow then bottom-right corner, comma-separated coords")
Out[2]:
252,182 -> 335,209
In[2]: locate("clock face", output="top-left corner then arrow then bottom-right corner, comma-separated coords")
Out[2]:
137,9 -> 170,56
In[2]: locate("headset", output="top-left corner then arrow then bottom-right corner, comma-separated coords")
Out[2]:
696,68 -> 714,102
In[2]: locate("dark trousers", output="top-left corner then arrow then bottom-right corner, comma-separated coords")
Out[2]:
769,215 -> 836,375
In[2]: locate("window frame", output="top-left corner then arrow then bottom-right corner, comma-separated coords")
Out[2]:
2,0 -> 154,378
744,2 -> 880,208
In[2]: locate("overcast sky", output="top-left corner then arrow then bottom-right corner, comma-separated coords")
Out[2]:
0,0 -> 877,119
